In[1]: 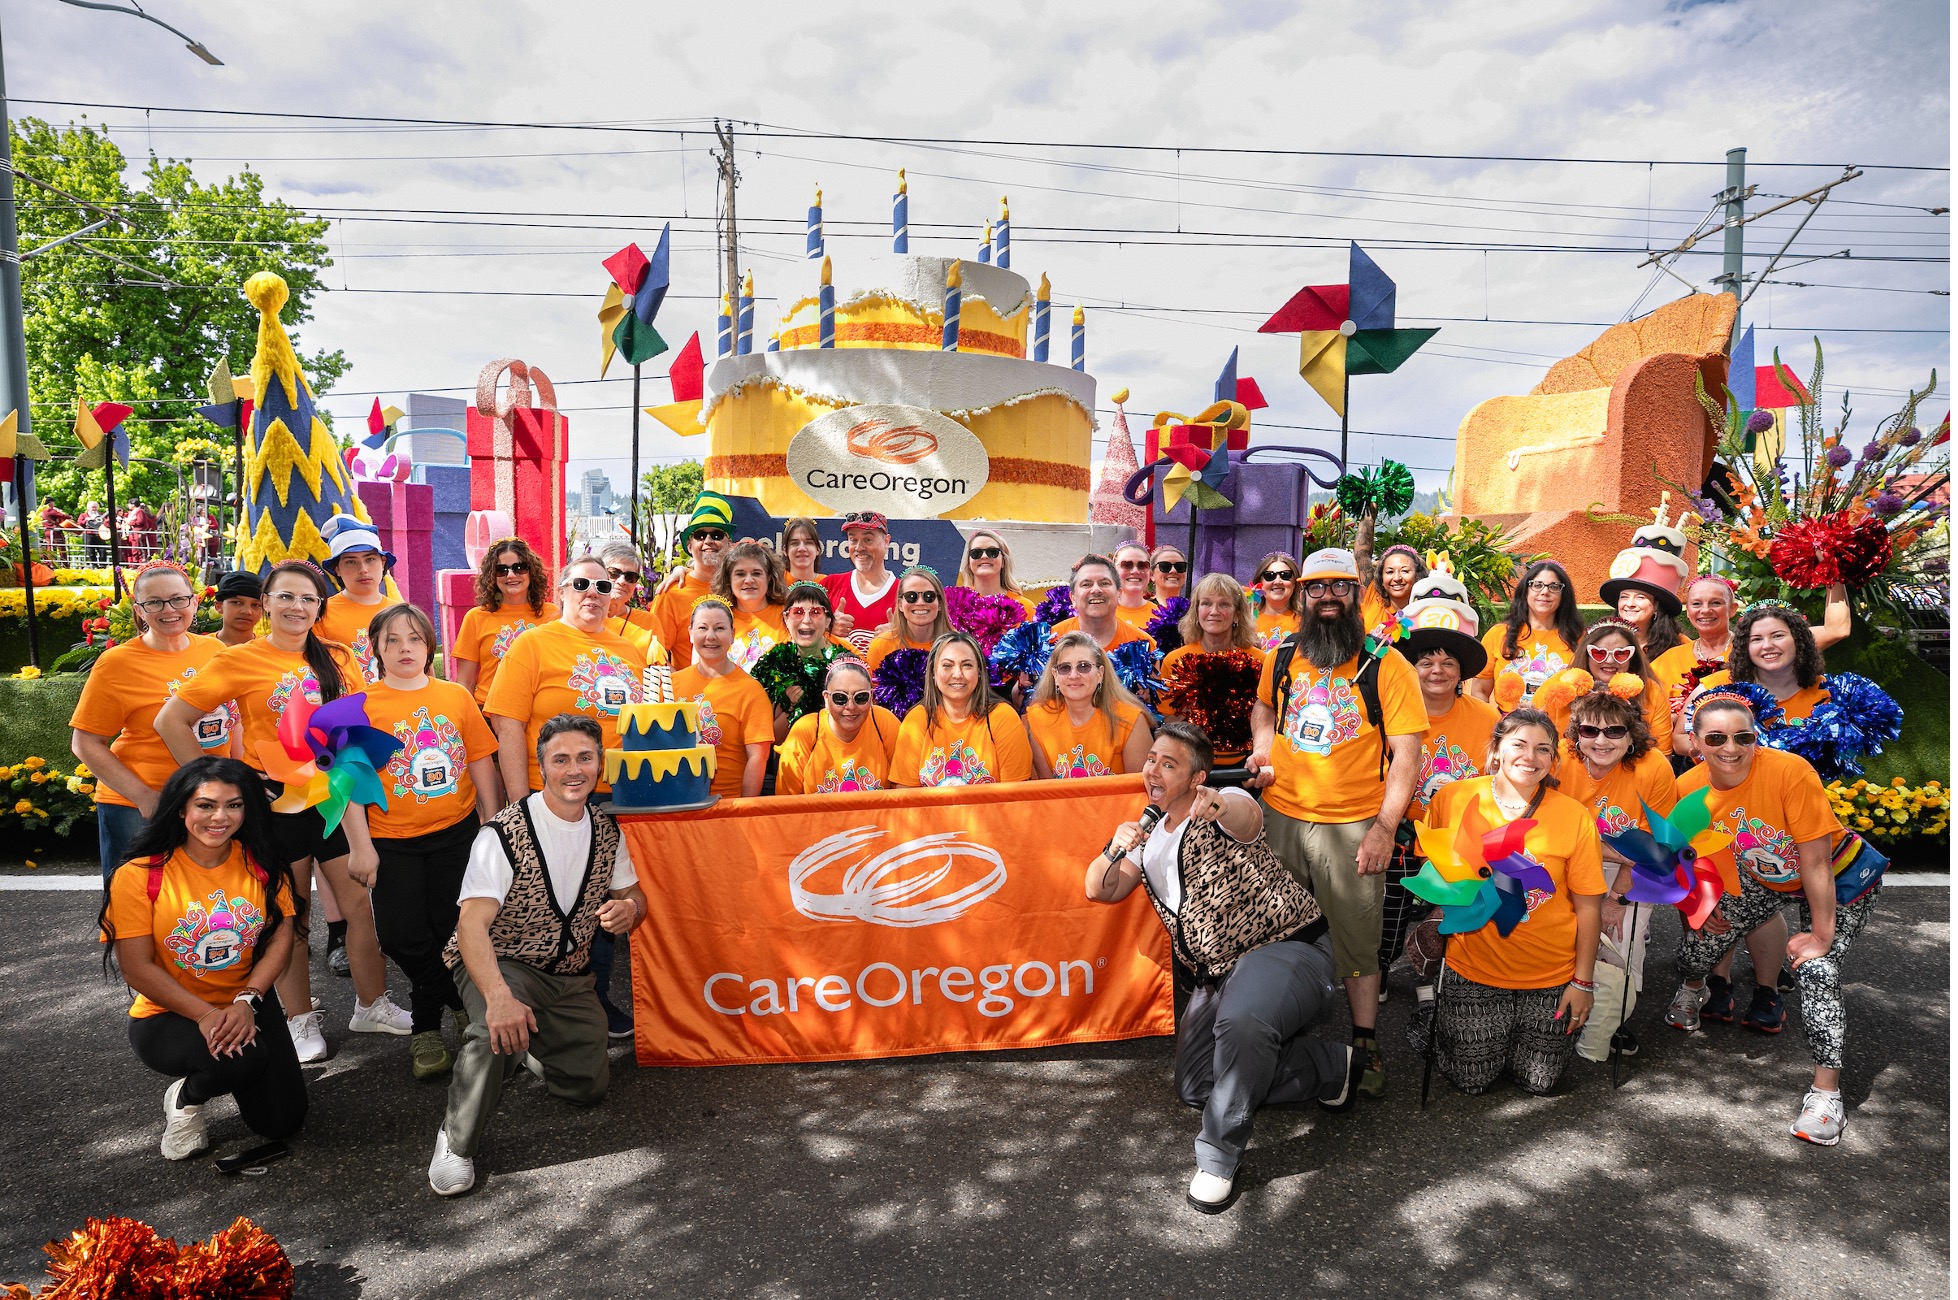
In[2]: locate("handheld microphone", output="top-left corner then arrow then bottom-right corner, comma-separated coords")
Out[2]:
1100,803 -> 1164,888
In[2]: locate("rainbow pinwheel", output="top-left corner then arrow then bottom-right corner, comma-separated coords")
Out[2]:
1149,400 -> 1251,511
1258,242 -> 1438,418
255,692 -> 402,834
1599,789 -> 1738,931
599,225 -> 672,378
1406,803 -> 1556,937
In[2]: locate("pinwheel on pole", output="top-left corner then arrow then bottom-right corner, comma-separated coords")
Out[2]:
194,359 -> 255,562
255,692 -> 403,834
1120,349 -> 1268,553
598,225 -> 674,544
74,400 -> 134,595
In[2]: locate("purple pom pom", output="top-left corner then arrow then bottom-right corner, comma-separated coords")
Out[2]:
873,648 -> 931,718
1033,585 -> 1074,626
944,586 -> 1027,657
1746,410 -> 1775,434
1144,597 -> 1189,654
1825,446 -> 1853,468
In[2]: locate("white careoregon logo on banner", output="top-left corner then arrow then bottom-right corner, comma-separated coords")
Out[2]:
789,826 -> 1007,927
786,403 -> 989,517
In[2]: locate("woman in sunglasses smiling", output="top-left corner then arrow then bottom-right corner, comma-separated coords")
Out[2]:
955,530 -> 1036,618
1110,542 -> 1159,631
596,540 -> 662,657
1470,560 -> 1585,710
1249,552 -> 1302,651
1026,632 -> 1153,779
452,539 -> 557,707
1149,545 -> 1191,605
774,659 -> 901,795
863,566 -> 952,671
1570,620 -> 1673,756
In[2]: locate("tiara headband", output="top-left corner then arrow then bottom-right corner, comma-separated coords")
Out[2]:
824,656 -> 872,685
899,563 -> 941,582
689,593 -> 735,620
1685,686 -> 1758,729
784,580 -> 828,601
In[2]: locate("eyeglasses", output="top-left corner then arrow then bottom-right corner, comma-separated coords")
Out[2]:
1527,580 -> 1566,594
1154,561 -> 1189,574
135,594 -> 193,613
1697,731 -> 1758,749
690,529 -> 727,543
1258,569 -> 1296,583
1304,580 -> 1354,598
1053,659 -> 1099,676
1116,560 -> 1150,572
565,577 -> 616,595
606,567 -> 642,586
1576,724 -> 1630,740
901,590 -> 940,605
827,690 -> 873,707
1587,644 -> 1636,665
266,591 -> 319,609
967,547 -> 1002,561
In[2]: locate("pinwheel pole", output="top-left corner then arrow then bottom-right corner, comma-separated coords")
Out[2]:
630,362 -> 641,544
1608,903 -> 1639,1089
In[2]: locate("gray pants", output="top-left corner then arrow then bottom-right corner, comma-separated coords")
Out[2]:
443,958 -> 611,1159
1174,933 -> 1348,1179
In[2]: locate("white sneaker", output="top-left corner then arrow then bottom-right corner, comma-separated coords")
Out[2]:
1188,1169 -> 1235,1214
160,1079 -> 208,1160
428,1127 -> 476,1197
289,1010 -> 330,1063
350,992 -> 413,1036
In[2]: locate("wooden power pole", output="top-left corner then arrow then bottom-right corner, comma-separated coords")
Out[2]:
714,120 -> 740,312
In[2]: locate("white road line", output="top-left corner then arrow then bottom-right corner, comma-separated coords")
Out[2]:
0,875 -> 101,891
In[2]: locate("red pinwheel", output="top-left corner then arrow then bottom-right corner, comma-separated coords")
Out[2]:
256,692 -> 402,833
1406,803 -> 1554,937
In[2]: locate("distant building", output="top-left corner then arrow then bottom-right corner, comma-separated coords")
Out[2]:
574,468 -> 614,518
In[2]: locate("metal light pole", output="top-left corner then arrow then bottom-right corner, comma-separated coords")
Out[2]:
54,1 -> 223,64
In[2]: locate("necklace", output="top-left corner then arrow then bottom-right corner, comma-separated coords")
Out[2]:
1692,636 -> 1730,661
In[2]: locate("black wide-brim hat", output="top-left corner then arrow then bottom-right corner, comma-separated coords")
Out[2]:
1599,574 -> 1684,618
1395,626 -> 1487,679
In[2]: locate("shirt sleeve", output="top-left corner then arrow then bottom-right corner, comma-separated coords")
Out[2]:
609,832 -> 637,892
456,691 -> 500,762
457,825 -> 516,905
1255,652 -> 1278,711
1376,651 -> 1428,736
69,648 -> 128,736
737,677 -> 775,747
1562,799 -> 1608,896
452,609 -> 485,664
992,704 -> 1035,783
774,716 -> 813,796
1640,753 -> 1680,817
1475,626 -> 1504,681
106,860 -> 154,946
482,634 -> 538,723
1778,755 -> 1844,846
171,648 -> 236,714
887,711 -> 924,787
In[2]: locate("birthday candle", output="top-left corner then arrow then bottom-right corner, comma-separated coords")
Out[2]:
977,223 -> 992,266
819,255 -> 836,350
717,293 -> 733,358
942,261 -> 963,352
995,197 -> 1010,270
737,271 -> 755,356
1032,273 -> 1050,363
766,334 -> 780,353
892,168 -> 909,253
806,185 -> 823,261
1070,304 -> 1085,372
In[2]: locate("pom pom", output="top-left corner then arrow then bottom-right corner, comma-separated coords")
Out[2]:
35,1216 -> 178,1299
1746,410 -> 1775,434
1032,585 -> 1074,626
873,648 -> 930,718
1769,512 -> 1893,589
1532,667 -> 1594,715
1160,650 -> 1262,753
169,1217 -> 293,1299
988,620 -> 1053,684
942,586 -> 1027,658
1144,597 -> 1189,654
242,271 -> 289,315
1492,671 -> 1526,713
1107,640 -> 1165,704
1765,672 -> 1903,780
750,643 -> 837,722
1606,672 -> 1645,701
1335,460 -> 1415,517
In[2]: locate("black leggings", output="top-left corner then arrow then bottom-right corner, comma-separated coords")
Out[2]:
127,990 -> 308,1140
372,812 -> 477,1033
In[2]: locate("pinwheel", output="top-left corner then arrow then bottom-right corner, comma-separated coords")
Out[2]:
0,408 -> 49,463
74,400 -> 132,471
362,397 -> 406,451
599,225 -> 675,540
255,692 -> 402,834
645,332 -> 707,438
1406,803 -> 1555,938
1599,789 -> 1738,930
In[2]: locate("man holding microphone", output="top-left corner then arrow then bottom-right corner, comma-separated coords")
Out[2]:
1087,720 -> 1363,1215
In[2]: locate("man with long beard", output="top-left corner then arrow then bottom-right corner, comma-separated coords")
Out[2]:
1247,549 -> 1424,1099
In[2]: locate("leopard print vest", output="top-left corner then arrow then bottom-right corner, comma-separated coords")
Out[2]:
1136,816 -> 1324,983
443,798 -> 622,976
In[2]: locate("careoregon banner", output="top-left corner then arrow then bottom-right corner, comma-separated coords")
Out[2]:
621,775 -> 1174,1066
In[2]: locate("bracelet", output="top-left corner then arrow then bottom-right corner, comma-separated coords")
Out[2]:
1568,978 -> 1597,993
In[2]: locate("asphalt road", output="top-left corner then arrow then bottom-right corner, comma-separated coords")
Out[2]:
0,874 -> 1946,1299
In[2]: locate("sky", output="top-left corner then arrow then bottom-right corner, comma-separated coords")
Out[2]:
9,0 -> 1951,500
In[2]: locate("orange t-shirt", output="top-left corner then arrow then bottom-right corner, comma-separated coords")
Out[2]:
1693,670 -> 1830,724
1555,749 -> 1678,840
70,635 -> 236,807
1428,778 -> 1607,990
364,678 -> 499,839
1477,625 -> 1576,708
606,613 -> 662,658
317,592 -> 400,682
889,702 -> 1034,787
174,637 -> 360,776
1676,747 -> 1843,893
670,663 -> 776,797
482,619 -> 649,792
1360,589 -> 1406,641
454,603 -> 558,705
1026,699 -> 1143,778
650,570 -> 715,670
1052,617 -> 1157,655
1412,694 -> 1500,821
1253,607 -> 1300,652
107,844 -> 294,1018
1114,602 -> 1158,632
728,605 -> 788,671
775,706 -> 902,795
1258,647 -> 1427,823
862,627 -> 938,672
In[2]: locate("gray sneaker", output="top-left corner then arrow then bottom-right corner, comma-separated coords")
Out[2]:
1665,982 -> 1710,1032
1790,1090 -> 1845,1146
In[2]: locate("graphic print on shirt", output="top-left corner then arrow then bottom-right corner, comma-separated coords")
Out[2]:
1717,807 -> 1799,886
1050,743 -> 1112,780
1591,794 -> 1637,838
1516,848 -> 1553,914
816,761 -> 883,794
349,629 -> 378,682
490,619 -> 538,661
386,706 -> 465,803
264,667 -> 323,718
1418,733 -> 1481,806
729,625 -> 777,671
567,651 -> 640,716
1281,671 -> 1362,757
689,696 -> 723,747
1499,643 -> 1567,705
164,887 -> 266,974
168,669 -> 236,751
918,741 -> 993,787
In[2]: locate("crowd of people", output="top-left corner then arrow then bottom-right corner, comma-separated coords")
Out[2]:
75,490 -> 1902,1208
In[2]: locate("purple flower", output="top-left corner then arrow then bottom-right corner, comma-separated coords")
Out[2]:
1825,446 -> 1853,468
1860,441 -> 1883,462
1871,490 -> 1906,517
1688,492 -> 1721,523
1746,410 -> 1775,434
1900,427 -> 1924,447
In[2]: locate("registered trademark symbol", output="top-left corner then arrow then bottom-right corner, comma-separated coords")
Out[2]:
1095,958 -> 1106,969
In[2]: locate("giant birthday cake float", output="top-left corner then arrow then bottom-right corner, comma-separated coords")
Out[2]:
604,702 -> 717,812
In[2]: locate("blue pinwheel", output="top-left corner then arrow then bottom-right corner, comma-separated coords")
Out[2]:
1406,805 -> 1554,938
1599,789 -> 1738,931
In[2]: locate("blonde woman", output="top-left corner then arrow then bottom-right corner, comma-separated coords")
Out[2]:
955,528 -> 1036,618
863,565 -> 952,671
1149,544 -> 1191,604
1026,631 -> 1153,778
1157,573 -> 1261,765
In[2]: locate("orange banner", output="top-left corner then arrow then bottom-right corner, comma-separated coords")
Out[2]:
620,775 -> 1173,1066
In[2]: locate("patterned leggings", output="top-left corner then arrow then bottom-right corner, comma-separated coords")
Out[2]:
1433,971 -> 1574,1096
1676,871 -> 1880,1070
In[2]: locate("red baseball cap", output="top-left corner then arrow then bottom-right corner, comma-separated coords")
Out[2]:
839,510 -> 889,533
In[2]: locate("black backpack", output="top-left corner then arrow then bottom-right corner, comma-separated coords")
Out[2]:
1267,635 -> 1392,780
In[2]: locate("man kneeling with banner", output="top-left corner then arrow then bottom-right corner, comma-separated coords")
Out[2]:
1088,720 -> 1366,1215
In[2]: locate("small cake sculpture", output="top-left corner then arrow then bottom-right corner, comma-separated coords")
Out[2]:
604,701 -> 718,812
1599,494 -> 1692,616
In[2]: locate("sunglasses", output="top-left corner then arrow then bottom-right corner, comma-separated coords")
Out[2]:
1053,659 -> 1099,676
1698,731 -> 1758,749
827,690 -> 873,707
1587,644 -> 1636,665
1576,724 -> 1630,740
967,547 -> 1002,561
1117,560 -> 1150,572
691,529 -> 728,543
1154,561 -> 1189,574
607,567 -> 643,586
493,562 -> 529,577
566,577 -> 616,595
901,590 -> 940,605
1258,569 -> 1296,583
1305,580 -> 1354,598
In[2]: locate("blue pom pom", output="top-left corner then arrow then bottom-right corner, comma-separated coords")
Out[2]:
988,621 -> 1053,682
1108,639 -> 1165,703
873,648 -> 931,718
1033,585 -> 1074,626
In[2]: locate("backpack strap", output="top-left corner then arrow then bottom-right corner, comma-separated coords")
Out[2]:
1353,643 -> 1389,780
1268,638 -> 1299,718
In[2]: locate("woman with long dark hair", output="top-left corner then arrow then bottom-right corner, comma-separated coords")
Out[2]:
1361,544 -> 1427,642
160,560 -> 411,1063
99,757 -> 307,1160
1469,560 -> 1586,710
890,632 -> 1033,786
452,538 -> 557,706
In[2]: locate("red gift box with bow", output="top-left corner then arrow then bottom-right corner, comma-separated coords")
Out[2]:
465,358 -> 572,577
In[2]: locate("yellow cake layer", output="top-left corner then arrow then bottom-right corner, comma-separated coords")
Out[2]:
776,294 -> 1026,357
605,746 -> 717,784
617,700 -> 704,740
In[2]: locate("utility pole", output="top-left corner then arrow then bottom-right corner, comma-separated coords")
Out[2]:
1715,146 -> 1746,345
0,18 -> 44,669
714,121 -> 740,317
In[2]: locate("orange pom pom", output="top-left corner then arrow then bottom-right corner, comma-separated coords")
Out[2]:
1492,671 -> 1525,712
1533,667 -> 1594,715
169,1217 -> 293,1299
1607,672 -> 1645,701
38,1216 -> 177,1299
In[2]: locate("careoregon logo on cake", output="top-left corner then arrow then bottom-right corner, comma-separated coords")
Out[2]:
786,403 -> 989,516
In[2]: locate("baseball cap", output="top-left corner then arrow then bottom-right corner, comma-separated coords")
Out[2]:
1298,548 -> 1359,582
839,510 -> 889,533
215,570 -> 262,602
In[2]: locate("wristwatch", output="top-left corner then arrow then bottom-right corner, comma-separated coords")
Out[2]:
234,989 -> 263,1010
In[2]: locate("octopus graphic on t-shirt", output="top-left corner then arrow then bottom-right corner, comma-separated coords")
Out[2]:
1049,743 -> 1112,780
918,742 -> 993,787
1592,797 -> 1637,838
164,887 -> 265,975
1280,672 -> 1362,756
386,706 -> 465,803
816,761 -> 883,794
1514,848 -> 1554,914
1417,734 -> 1481,807
168,669 -> 237,751
490,619 -> 538,661
264,667 -> 323,719
688,696 -> 723,747
1718,809 -> 1799,887
349,629 -> 379,682
567,651 -> 640,716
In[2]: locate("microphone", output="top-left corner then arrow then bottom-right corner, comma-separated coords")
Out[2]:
1100,803 -> 1165,887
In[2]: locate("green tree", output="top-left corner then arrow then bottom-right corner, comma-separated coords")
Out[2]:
14,117 -> 344,516
638,460 -> 704,572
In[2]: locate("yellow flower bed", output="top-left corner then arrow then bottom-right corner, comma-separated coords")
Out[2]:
0,587 -> 114,620
0,757 -> 97,838
1826,778 -> 1949,846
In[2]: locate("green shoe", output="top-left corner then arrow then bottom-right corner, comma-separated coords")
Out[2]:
411,1031 -> 454,1081
1357,1040 -> 1387,1099
451,1003 -> 471,1043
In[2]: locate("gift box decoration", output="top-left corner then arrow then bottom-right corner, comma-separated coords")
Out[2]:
466,358 -> 571,576
436,568 -> 477,677
355,478 -> 436,616
418,463 -> 472,574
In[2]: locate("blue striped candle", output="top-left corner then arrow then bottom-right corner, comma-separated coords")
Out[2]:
716,293 -> 733,358
1032,273 -> 1050,363
806,185 -> 823,260
819,255 -> 835,349
737,271 -> 755,356
1070,304 -> 1084,372
977,224 -> 991,265
995,197 -> 1010,269
892,169 -> 909,253
766,335 -> 780,353
941,261 -> 962,351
